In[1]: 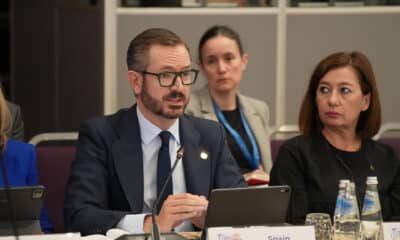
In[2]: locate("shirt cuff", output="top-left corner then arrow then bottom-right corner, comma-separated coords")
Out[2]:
116,213 -> 149,233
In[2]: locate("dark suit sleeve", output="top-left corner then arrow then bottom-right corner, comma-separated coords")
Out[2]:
12,104 -> 24,141
6,102 -> 25,141
269,141 -> 308,224
64,120 -> 129,235
212,123 -> 247,189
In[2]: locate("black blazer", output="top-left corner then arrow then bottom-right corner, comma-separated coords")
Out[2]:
64,105 -> 246,235
270,132 -> 400,224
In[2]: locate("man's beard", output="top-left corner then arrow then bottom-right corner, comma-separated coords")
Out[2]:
140,82 -> 187,119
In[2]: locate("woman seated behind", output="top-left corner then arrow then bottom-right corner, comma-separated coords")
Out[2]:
270,51 -> 400,224
0,90 -> 53,233
186,25 -> 272,183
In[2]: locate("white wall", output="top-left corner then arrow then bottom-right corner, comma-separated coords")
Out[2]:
105,5 -> 400,126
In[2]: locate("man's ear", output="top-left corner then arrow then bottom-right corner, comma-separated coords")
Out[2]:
127,70 -> 142,95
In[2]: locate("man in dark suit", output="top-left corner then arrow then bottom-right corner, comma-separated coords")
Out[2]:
64,28 -> 246,235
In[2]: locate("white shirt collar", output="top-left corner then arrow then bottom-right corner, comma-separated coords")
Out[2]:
136,107 -> 180,145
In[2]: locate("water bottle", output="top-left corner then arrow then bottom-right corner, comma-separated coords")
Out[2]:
333,181 -> 361,240
333,179 -> 350,240
334,179 -> 351,222
361,176 -> 382,240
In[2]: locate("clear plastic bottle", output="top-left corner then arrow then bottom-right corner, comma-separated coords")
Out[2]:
334,179 -> 350,240
361,176 -> 382,240
334,179 -> 350,231
333,181 -> 361,240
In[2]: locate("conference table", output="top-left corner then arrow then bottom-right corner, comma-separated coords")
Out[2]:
0,230 -> 202,240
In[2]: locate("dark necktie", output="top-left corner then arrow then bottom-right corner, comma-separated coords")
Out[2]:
157,131 -> 172,213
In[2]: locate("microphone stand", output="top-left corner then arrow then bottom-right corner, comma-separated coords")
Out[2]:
0,151 -> 20,240
151,147 -> 184,240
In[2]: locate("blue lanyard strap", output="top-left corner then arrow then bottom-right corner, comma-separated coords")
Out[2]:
212,99 -> 260,170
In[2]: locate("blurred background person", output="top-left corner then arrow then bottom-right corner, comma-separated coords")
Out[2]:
270,51 -> 400,224
186,25 -> 272,184
0,83 -> 24,141
0,88 -> 52,232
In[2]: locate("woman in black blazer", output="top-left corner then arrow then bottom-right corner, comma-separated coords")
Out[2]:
270,51 -> 400,224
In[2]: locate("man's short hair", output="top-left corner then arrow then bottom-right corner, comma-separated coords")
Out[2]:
126,28 -> 190,72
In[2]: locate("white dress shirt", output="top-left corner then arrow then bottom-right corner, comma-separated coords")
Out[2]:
117,107 -> 192,233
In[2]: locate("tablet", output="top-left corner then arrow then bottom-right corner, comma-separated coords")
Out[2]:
204,185 -> 291,228
0,185 -> 44,235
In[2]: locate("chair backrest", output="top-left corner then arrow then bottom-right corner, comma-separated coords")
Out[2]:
269,125 -> 299,162
29,132 -> 78,233
373,122 -> 400,157
377,138 -> 400,157
270,139 -> 286,163
373,122 -> 400,140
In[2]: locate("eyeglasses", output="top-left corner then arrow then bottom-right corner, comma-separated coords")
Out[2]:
140,69 -> 199,87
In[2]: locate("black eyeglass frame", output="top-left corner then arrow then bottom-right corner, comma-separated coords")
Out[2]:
139,69 -> 199,87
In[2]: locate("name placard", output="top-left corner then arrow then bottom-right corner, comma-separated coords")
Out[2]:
382,222 -> 400,240
207,225 -> 315,240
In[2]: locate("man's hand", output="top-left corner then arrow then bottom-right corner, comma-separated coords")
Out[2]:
243,167 -> 270,186
243,168 -> 268,178
189,195 -> 208,228
143,193 -> 208,233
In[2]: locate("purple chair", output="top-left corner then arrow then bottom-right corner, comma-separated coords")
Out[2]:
377,138 -> 400,157
29,132 -> 78,233
271,139 -> 287,163
269,125 -> 299,163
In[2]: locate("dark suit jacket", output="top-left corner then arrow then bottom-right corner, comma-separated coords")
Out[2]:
64,105 -> 246,235
6,101 -> 24,141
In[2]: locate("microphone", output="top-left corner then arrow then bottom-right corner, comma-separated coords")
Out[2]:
151,147 -> 184,240
0,152 -> 20,239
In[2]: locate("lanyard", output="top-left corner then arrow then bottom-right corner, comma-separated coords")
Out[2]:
212,99 -> 260,170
